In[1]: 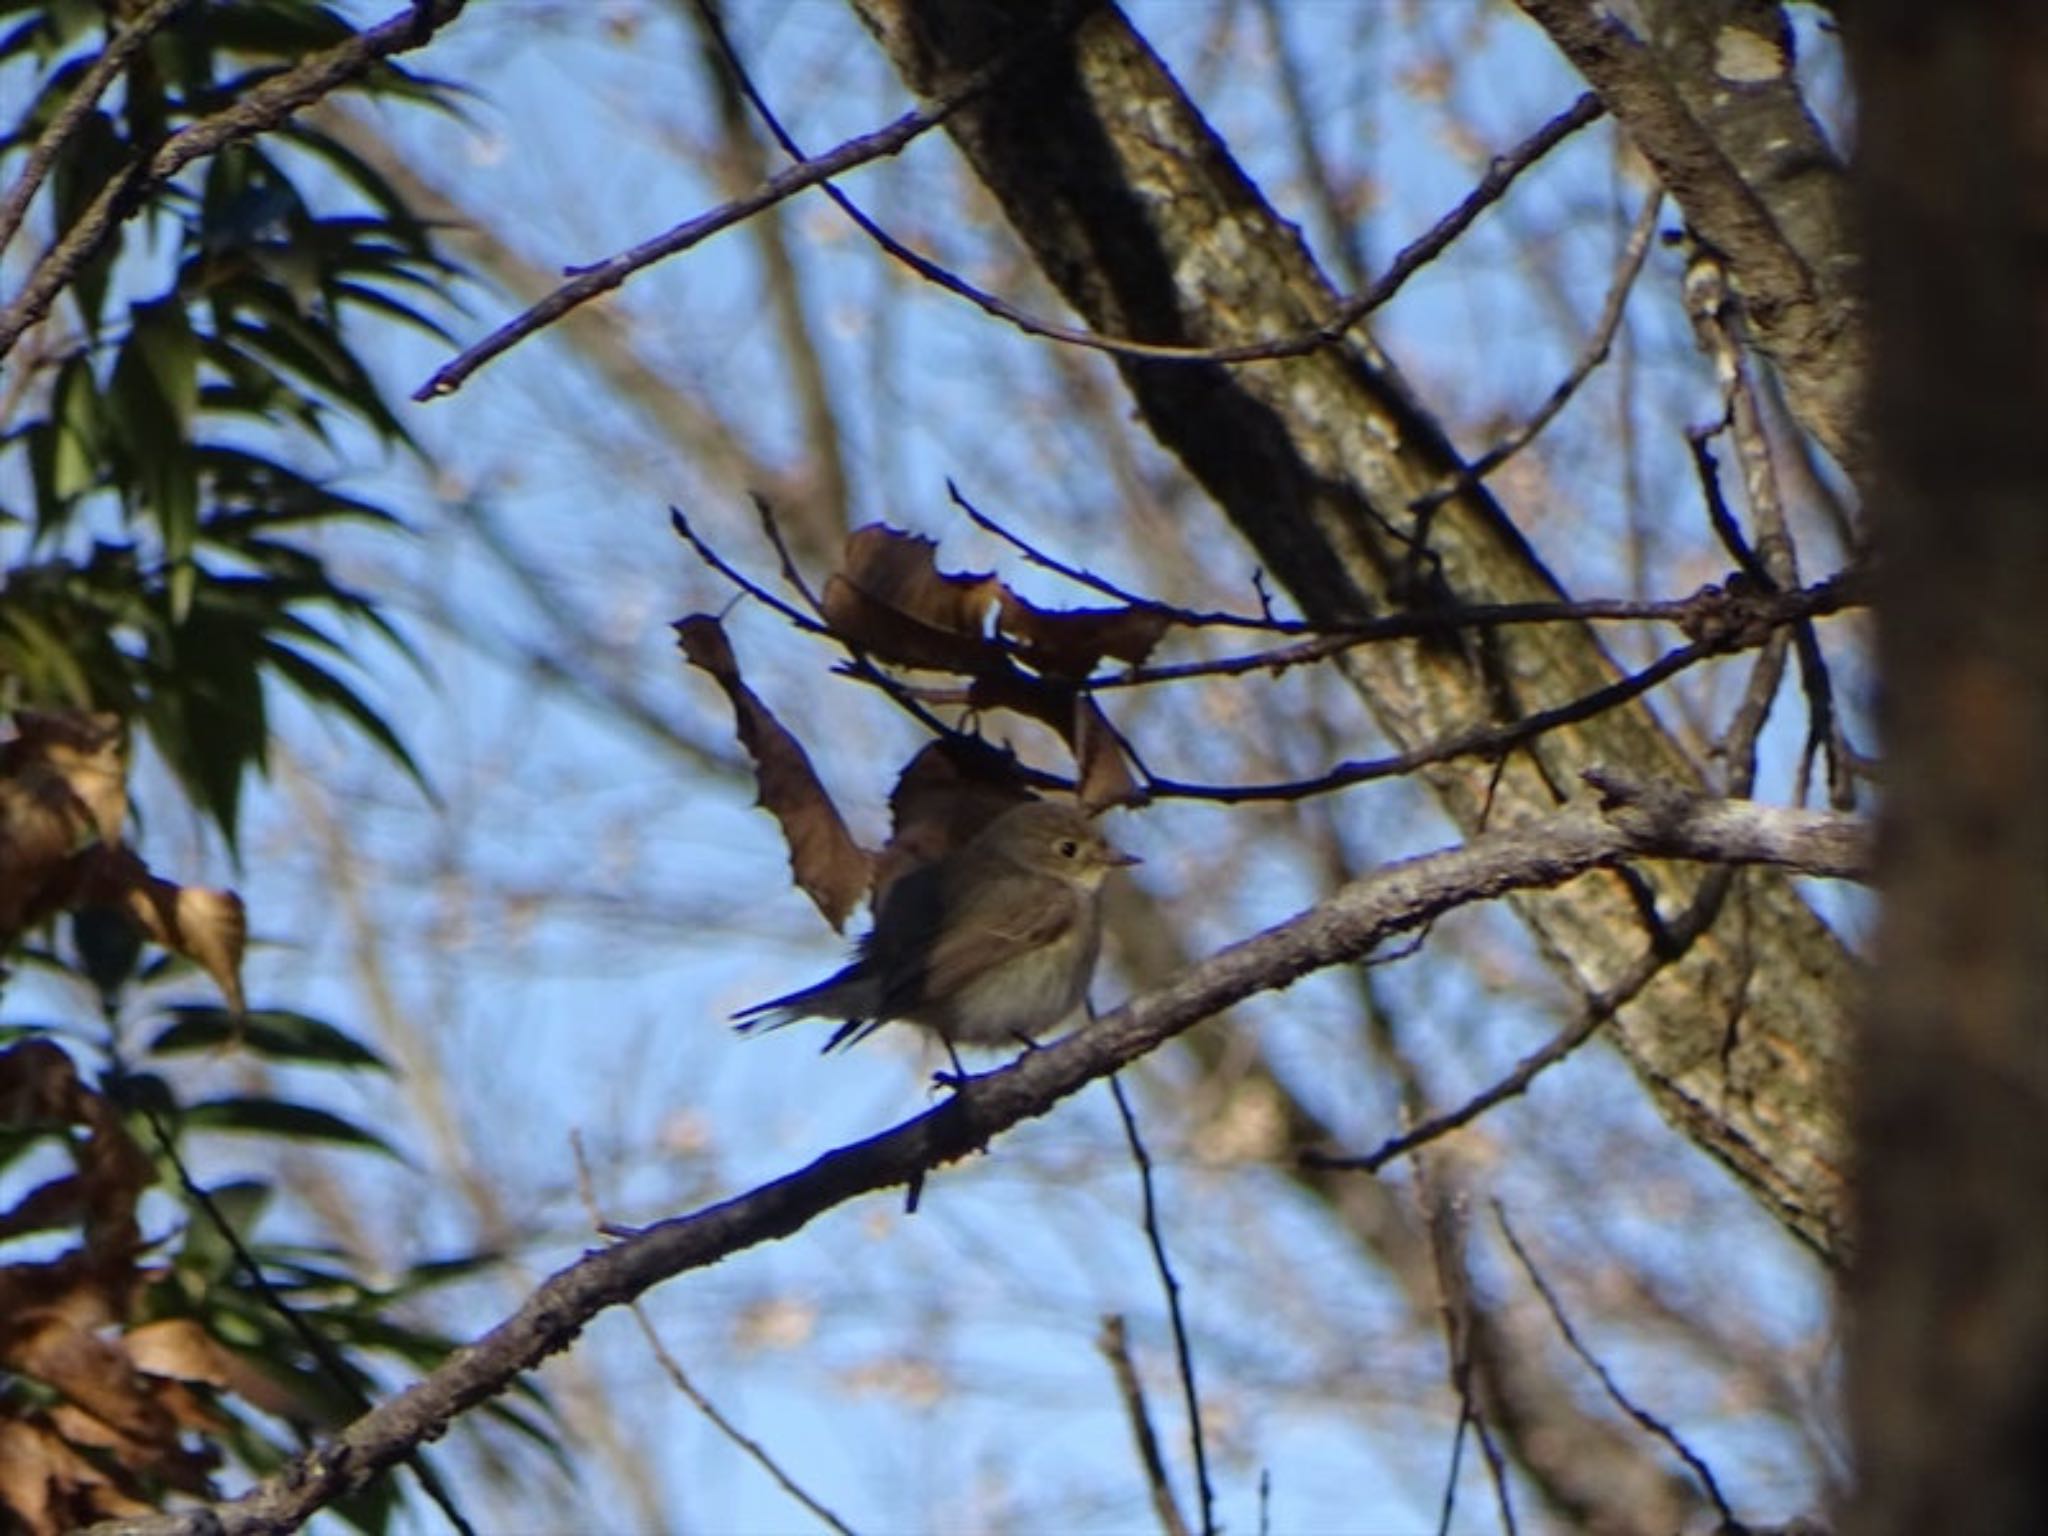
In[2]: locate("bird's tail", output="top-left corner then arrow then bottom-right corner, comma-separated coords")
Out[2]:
732,964 -> 879,1043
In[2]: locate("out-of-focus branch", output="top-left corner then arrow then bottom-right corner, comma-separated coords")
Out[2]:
569,1134 -> 858,1536
1098,1315 -> 1193,1536
0,0 -> 470,359
0,0 -> 198,254
414,8 -> 1073,403
1410,189 -> 1663,515
1494,1205 -> 1743,1530
1107,1076 -> 1214,1536
86,782 -> 1868,1536
305,102 -> 801,521
1848,5 -> 2048,1532
680,0 -> 854,560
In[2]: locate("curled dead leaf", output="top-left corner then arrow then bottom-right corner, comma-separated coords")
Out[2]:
123,1317 -> 310,1424
821,524 -> 1000,671
0,744 -> 98,940
1,712 -> 126,844
1071,698 -> 1145,811
0,1041 -> 153,1269
0,1417 -> 156,1534
0,1314 -> 177,1446
71,848 -> 248,1018
676,615 -> 874,931
996,590 -> 1172,678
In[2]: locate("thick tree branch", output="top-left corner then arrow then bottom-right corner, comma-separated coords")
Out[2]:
1512,0 -> 1865,478
87,784 -> 1865,1536
844,0 -> 1860,1262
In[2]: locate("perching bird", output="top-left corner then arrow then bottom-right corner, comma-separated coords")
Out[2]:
734,799 -> 1138,1057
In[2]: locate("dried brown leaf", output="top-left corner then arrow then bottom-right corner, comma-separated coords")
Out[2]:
0,1042 -> 154,1282
124,1317 -> 309,1424
117,868 -> 247,1018
0,715 -> 246,1018
0,1417 -> 153,1535
955,673 -> 1147,812
1072,698 -> 1146,810
821,524 -> 1001,671
676,615 -> 873,931
0,749 -> 95,940
1,1313 -> 177,1446
996,590 -> 1173,678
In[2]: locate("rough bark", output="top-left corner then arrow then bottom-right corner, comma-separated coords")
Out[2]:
1515,0 -> 1867,482
1846,4 -> 2048,1531
845,0 -> 1859,1260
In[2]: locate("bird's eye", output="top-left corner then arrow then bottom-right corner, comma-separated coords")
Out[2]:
1056,838 -> 1080,859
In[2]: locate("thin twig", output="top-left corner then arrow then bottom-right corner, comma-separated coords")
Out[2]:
1142,640 -> 1715,804
1307,851 -> 1737,1175
0,0 -> 199,255
752,494 -> 827,614
1109,1074 -> 1216,1536
135,1105 -> 477,1536
1411,190 -> 1663,514
568,1133 -> 860,1536
948,481 -> 1169,612
1097,1315 -> 1194,1536
416,100 -> 957,401
1415,1162 -> 1518,1536
699,0 -> 1603,367
0,0 -> 470,361
949,479 -> 1867,657
418,0 -> 1100,400
1493,1203 -> 1746,1531
1436,1403 -> 1472,1536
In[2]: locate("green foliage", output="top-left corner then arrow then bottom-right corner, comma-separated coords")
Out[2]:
1,1 -> 456,847
0,7 -> 537,1529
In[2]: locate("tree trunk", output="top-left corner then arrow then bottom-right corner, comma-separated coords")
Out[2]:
1846,3 -> 2048,1530
848,0 -> 1859,1261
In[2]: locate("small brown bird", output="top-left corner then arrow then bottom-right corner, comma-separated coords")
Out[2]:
734,800 -> 1138,1056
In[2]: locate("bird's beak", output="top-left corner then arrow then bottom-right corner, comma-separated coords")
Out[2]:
1107,848 -> 1142,868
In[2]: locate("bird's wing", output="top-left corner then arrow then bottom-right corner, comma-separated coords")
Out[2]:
876,869 -> 1080,1016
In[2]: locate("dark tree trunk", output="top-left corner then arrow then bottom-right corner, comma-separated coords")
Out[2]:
1846,3 -> 2048,1532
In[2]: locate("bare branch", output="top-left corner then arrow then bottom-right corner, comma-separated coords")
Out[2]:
0,0 -> 198,256
415,104 -> 952,402
1097,1315 -> 1193,1536
83,783 -> 1867,1536
0,0 -> 470,360
1494,1203 -> 1744,1531
1305,855 -> 1736,1179
1513,0 -> 1865,476
570,1134 -> 858,1536
703,2 -> 1603,371
1108,1076 -> 1214,1536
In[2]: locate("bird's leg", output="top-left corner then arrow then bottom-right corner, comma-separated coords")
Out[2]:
929,1035 -> 971,1094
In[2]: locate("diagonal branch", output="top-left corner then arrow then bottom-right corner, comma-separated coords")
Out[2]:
0,0 -> 470,360
86,782 -> 1867,1536
0,0 -> 199,255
